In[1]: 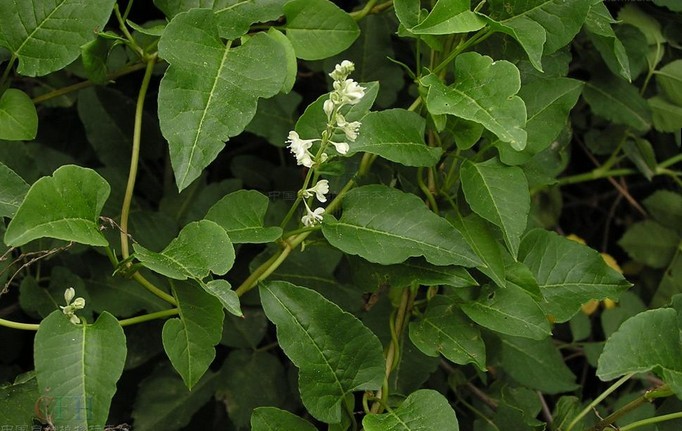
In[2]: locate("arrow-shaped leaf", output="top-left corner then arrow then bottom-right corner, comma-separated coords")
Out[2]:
205,190 -> 282,243
0,0 -> 116,76
322,185 -> 481,267
484,0 -> 593,71
134,220 -> 234,280
363,389 -> 460,431
158,8 -> 287,190
0,89 -> 38,141
348,109 -> 443,167
163,282 -> 223,389
260,281 -> 385,423
423,53 -> 527,150
460,159 -> 530,258
34,311 -> 126,429
409,295 -> 486,371
4,165 -> 110,247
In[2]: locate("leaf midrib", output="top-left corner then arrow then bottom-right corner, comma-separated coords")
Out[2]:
328,221 -> 477,266
13,0 -> 68,57
265,287 -> 347,406
181,41 -> 231,187
585,81 -> 650,128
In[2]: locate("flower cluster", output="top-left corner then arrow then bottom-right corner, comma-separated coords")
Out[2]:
285,61 -> 366,228
301,179 -> 328,227
60,287 -> 85,325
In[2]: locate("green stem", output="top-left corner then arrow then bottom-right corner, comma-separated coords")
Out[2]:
620,411 -> 682,431
433,28 -> 491,74
0,317 -> 39,331
120,57 -> 156,260
349,0 -> 393,19
32,62 -> 148,104
556,168 -> 637,186
114,3 -> 144,57
236,152 -> 376,296
351,0 -> 378,20
565,373 -> 635,431
659,153 -> 682,169
0,55 -> 17,92
119,308 -> 179,327
417,167 -> 439,212
371,286 -> 414,414
133,272 -> 177,306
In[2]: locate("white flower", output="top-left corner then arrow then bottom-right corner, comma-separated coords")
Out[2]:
301,201 -> 325,227
335,113 -> 361,142
330,140 -> 350,155
333,79 -> 365,105
302,179 -> 330,202
286,131 -> 317,167
329,60 -> 355,81
323,99 -> 335,118
64,287 -> 75,303
60,288 -> 85,325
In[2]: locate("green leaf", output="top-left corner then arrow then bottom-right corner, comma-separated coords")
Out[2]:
409,295 -> 486,371
4,165 -> 110,247
0,161 -> 28,218
132,366 -> 219,431
0,372 -> 39,427
618,4 -> 665,46
78,87 -> 163,169
652,253 -> 682,308
657,60 -> 682,106
501,77 -> 583,164
363,389 -> 460,431
348,109 -> 442,167
583,76 -> 652,132
485,0 -> 592,71
351,256 -> 478,291
597,308 -> 682,398
322,185 -> 481,267
0,89 -> 38,140
162,281 -> 224,389
653,0 -> 682,11
499,335 -> 578,394
623,137 -> 657,180
204,279 -> 242,317
252,407 -> 318,431
245,91 -> 302,147
584,2 -> 631,82
460,159 -> 530,258
518,229 -> 631,323
323,14 -> 404,108
422,53 -> 527,150
283,0 -> 359,60
0,0 -> 116,76
80,37 -> 110,84
34,311 -> 126,429
619,220 -> 680,268
205,190 -> 282,243
158,9 -> 287,190
411,0 -> 485,35
449,212 -> 506,289
215,0 -> 286,40
134,220 -> 234,280
154,0 -> 287,40
217,351 -> 289,428
221,308 -> 268,348
461,284 -> 551,340
649,96 -> 682,133
260,281 -> 385,423
643,190 -> 682,231
295,81 -> 379,140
